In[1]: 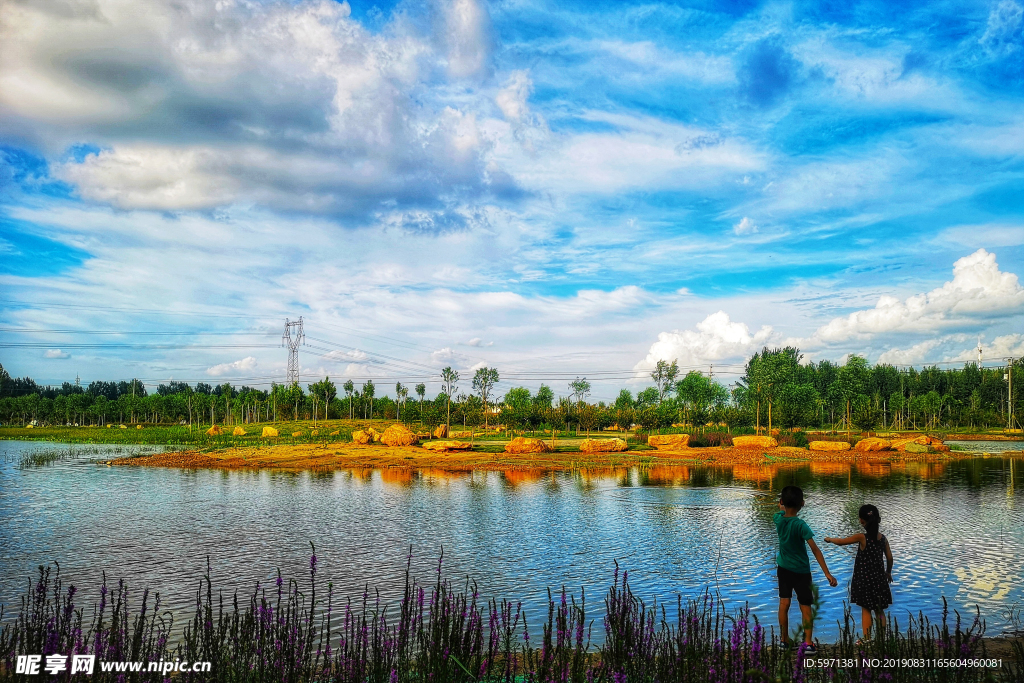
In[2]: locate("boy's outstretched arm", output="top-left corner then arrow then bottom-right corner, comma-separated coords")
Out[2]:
823,534 -> 864,546
807,539 -> 838,587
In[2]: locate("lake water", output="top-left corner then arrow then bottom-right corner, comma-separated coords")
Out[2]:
1,441 -> 1022,642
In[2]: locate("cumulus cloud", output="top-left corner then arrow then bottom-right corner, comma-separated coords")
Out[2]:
733,217 -> 758,235
431,347 -> 457,363
634,311 -> 773,373
43,349 -> 70,359
806,249 -> 1024,345
465,338 -> 492,347
205,356 -> 258,377
1,0 -> 500,220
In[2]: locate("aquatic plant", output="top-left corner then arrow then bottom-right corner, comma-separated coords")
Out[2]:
0,553 -> 1017,682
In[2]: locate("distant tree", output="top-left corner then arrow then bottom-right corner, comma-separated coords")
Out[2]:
533,384 -> 554,409
395,382 -> 406,420
441,367 -> 459,433
568,377 -> 591,404
362,380 -> 376,419
0,363 -> 10,397
636,387 -> 659,407
343,380 -> 355,419
651,359 -> 679,402
415,383 -> 426,425
503,387 -> 532,434
472,367 -> 500,429
309,377 -> 336,425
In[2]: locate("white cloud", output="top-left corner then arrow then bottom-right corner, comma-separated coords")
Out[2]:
981,0 -> 1023,57
465,337 -> 492,347
807,249 -> 1024,345
634,311 -> 773,373
43,349 -> 70,359
937,223 -> 1024,248
876,339 -> 944,365
495,71 -> 533,123
733,216 -> 758,235
431,347 -> 457,363
441,0 -> 492,78
205,356 -> 258,377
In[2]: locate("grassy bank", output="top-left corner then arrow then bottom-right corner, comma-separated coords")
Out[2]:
1,551 -> 1019,682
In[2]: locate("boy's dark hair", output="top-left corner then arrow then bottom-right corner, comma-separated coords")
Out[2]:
780,485 -> 804,509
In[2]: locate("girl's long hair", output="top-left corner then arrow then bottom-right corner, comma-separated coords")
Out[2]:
859,504 -> 881,541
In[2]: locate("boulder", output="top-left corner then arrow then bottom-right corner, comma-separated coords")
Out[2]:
381,424 -> 419,447
262,426 -> 279,437
352,429 -> 373,445
505,437 -> 552,454
854,438 -> 891,452
329,430 -> 340,436
580,438 -> 628,453
433,424 -> 448,439
449,430 -> 473,439
648,434 -> 690,450
136,425 -> 144,430
310,430 -> 318,436
904,442 -> 930,454
809,440 -> 852,452
292,431 -> 303,437
206,425 -> 223,436
733,435 -> 777,448
232,426 -> 246,436
106,424 -> 112,428
770,428 -> 780,436
119,425 -> 127,429
422,440 -> 473,452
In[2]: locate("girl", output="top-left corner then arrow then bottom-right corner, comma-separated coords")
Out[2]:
824,504 -> 893,641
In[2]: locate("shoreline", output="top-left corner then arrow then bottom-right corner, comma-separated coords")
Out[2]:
106,441 -> 1016,472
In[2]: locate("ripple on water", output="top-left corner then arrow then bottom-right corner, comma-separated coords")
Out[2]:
1,441 -> 1022,641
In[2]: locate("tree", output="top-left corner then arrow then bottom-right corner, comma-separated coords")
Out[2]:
362,380 -> 376,419
503,387 -> 532,433
568,377 -> 591,404
309,377 -> 336,425
343,380 -> 355,420
651,359 -> 679,402
533,384 -> 554,409
415,383 -> 426,425
440,367 -> 459,433
472,367 -> 500,429
395,382 -> 406,420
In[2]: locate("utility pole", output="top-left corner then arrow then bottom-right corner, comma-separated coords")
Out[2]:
282,317 -> 304,386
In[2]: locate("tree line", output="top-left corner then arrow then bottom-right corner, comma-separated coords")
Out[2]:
1,351 -> 1020,431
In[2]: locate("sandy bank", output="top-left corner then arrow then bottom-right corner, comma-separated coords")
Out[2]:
107,441 -> 990,472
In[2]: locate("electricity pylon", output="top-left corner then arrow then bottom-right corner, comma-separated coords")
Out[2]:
282,317 -> 304,386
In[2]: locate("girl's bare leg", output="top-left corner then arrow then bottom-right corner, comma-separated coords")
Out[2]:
861,607 -> 873,638
874,610 -> 885,638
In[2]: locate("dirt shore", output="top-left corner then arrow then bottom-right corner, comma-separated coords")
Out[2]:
108,441 -> 1000,473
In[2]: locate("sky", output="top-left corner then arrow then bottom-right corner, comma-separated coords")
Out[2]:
1,0 -> 1024,401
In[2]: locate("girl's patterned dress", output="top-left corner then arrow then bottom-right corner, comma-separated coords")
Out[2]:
850,533 -> 892,610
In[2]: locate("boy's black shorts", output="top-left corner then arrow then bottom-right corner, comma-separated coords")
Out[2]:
777,567 -> 813,605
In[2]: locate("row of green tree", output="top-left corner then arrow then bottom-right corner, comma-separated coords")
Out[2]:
1,351 -> 1020,431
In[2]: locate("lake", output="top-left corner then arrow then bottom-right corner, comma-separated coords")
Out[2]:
1,440 -> 1022,642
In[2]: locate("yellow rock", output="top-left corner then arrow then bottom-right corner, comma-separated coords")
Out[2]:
292,431 -> 302,437
106,424 -> 112,428
422,440 -> 472,452
136,425 -> 144,430
26,424 -> 34,429
261,426 -> 279,437
381,424 -> 419,447
206,425 -> 223,436
505,437 -> 552,454
580,438 -> 628,453
310,430 -> 318,436
733,435 -> 777,448
352,429 -> 373,445
449,430 -> 473,439
854,438 -> 891,452
232,426 -> 246,436
648,434 -> 690,450
809,440 -> 851,452
119,425 -> 127,429
329,430 -> 339,436
433,424 -> 448,439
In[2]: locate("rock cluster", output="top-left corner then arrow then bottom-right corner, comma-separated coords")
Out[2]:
381,424 -> 419,446
579,438 -> 628,453
505,437 -> 552,454
809,440 -> 851,452
648,434 -> 689,450
732,435 -> 777,448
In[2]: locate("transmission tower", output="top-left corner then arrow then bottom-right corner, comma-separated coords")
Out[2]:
282,317 -> 305,386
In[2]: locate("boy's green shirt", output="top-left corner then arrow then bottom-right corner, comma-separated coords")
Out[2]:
774,510 -> 813,573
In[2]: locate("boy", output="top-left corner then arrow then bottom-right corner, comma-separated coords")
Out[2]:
775,485 -> 837,651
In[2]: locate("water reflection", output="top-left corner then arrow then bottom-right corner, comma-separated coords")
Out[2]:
1,441 -> 1022,642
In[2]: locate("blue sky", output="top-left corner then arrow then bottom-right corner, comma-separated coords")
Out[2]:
1,0 -> 1023,400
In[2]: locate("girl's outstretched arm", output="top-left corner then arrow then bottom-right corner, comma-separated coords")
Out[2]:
823,533 -> 864,546
883,536 -> 894,581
